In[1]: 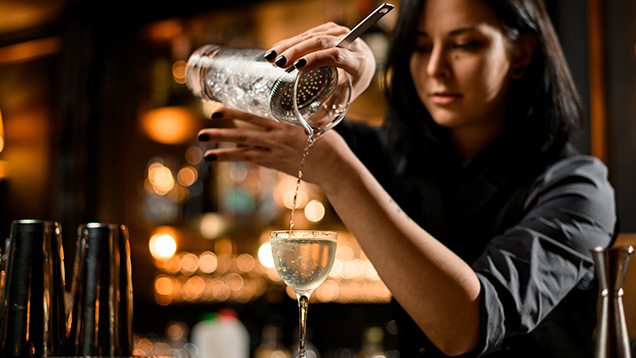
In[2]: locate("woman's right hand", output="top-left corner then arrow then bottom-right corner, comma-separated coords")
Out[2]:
264,22 -> 377,101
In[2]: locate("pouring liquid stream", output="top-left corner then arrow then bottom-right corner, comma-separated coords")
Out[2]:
289,133 -> 318,232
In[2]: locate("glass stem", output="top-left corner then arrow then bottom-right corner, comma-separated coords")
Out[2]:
297,294 -> 309,358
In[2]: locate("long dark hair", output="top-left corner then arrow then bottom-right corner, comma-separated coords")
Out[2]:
384,0 -> 582,155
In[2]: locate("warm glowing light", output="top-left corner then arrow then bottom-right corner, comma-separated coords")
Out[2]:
0,37 -> 63,66
172,60 -> 187,84
200,212 -> 225,239
215,239 -> 233,255
0,161 -> 10,179
283,189 -> 307,210
0,107 -> 4,153
258,242 -> 274,268
236,253 -> 256,272
149,233 -> 177,259
154,275 -> 175,295
330,259 -> 343,277
185,146 -> 203,165
225,272 -> 244,291
166,321 -> 186,340
136,337 -> 154,355
140,106 -> 199,145
229,163 -> 248,182
180,253 -> 199,276
304,199 -> 325,222
177,166 -> 198,187
336,246 -> 355,261
148,163 -> 175,195
199,251 -> 218,273
315,279 -> 340,302
183,276 -> 205,301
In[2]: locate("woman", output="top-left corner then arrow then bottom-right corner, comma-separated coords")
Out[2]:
197,0 -> 617,356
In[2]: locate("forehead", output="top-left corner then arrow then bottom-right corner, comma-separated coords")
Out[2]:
418,0 -> 502,34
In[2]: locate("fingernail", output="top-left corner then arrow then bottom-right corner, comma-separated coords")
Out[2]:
198,133 -> 210,141
275,55 -> 287,67
293,58 -> 307,69
204,154 -> 217,161
264,50 -> 277,61
211,112 -> 223,119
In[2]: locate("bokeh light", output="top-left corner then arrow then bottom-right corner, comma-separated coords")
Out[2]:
304,199 -> 325,222
149,233 -> 177,259
258,242 -> 274,268
172,60 -> 187,84
177,166 -> 198,187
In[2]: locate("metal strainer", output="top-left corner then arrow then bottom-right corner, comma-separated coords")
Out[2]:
268,2 -> 394,132
269,66 -> 338,127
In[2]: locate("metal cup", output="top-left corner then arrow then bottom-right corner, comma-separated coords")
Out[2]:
591,245 -> 634,358
66,222 -> 133,357
0,219 -> 66,357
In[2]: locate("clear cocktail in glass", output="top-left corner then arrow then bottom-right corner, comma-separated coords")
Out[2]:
270,230 -> 337,358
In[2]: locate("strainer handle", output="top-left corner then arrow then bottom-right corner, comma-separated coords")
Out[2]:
335,3 -> 395,49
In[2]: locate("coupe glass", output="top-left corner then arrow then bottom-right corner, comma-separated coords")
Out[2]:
270,230 -> 337,358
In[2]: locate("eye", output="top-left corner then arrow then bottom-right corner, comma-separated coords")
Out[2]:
454,41 -> 481,51
413,44 -> 433,53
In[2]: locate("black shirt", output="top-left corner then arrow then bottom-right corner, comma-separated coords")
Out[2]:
336,120 -> 616,357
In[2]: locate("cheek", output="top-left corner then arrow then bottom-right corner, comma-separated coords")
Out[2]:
469,57 -> 511,101
409,55 -> 427,96
482,46 -> 513,95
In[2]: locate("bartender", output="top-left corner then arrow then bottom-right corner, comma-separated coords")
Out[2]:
197,0 -> 616,356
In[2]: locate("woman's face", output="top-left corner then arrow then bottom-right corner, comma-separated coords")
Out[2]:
410,0 -> 515,139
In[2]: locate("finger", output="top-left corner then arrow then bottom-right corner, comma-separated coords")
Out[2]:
210,106 -> 281,130
203,146 -> 265,163
296,46 -> 371,79
266,23 -> 351,66
198,126 -> 277,149
268,23 -> 349,54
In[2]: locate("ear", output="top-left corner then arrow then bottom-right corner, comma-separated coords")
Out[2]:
510,34 -> 537,79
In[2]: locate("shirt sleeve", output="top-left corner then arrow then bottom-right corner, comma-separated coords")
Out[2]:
470,155 -> 616,355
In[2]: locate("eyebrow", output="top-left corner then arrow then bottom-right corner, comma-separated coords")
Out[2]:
416,27 -> 479,37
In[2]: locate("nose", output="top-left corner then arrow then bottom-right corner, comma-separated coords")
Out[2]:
426,45 -> 450,78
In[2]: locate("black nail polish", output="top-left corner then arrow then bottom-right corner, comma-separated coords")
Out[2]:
198,133 -> 210,141
211,112 -> 223,119
204,154 -> 217,161
293,58 -> 307,69
275,55 -> 287,67
264,50 -> 277,61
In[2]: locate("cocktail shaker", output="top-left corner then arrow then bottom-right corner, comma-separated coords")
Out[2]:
66,222 -> 133,357
0,219 -> 66,357
186,45 -> 352,136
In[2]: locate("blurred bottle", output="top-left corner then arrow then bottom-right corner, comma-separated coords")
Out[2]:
357,326 -> 386,358
255,324 -> 291,358
191,309 -> 249,358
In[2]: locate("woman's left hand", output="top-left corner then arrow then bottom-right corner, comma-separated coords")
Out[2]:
197,106 -> 349,190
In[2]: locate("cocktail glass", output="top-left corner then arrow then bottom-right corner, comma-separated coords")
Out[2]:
270,230 -> 337,358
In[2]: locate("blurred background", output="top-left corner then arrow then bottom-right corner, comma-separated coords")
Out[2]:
0,0 -> 635,356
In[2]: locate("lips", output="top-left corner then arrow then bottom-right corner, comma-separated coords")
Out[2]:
429,92 -> 462,105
